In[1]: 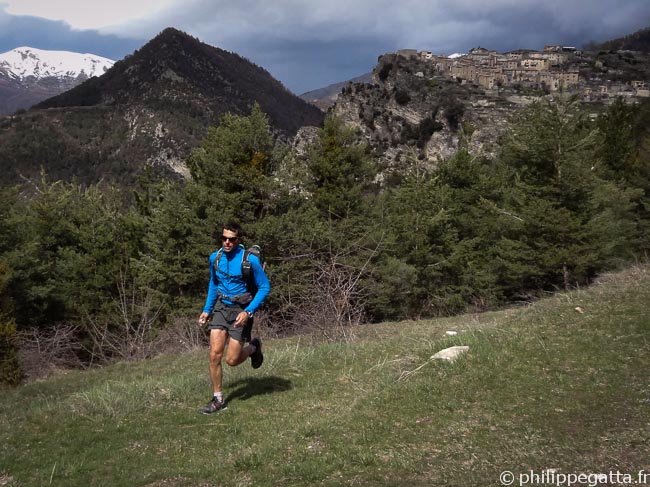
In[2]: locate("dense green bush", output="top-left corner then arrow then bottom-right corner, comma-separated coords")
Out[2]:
0,319 -> 21,386
0,261 -> 22,386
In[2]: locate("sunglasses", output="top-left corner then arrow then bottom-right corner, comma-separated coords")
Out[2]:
221,235 -> 239,242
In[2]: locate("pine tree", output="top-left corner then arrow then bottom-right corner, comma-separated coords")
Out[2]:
0,261 -> 22,386
3,176 -> 144,326
132,180 -> 211,315
306,116 -> 375,220
496,98 -> 637,290
597,98 -> 650,252
372,151 -> 457,318
187,103 -> 276,225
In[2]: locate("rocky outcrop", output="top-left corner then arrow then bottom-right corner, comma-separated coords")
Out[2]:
331,53 -> 523,179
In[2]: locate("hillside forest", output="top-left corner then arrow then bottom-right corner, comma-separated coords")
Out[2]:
1,98 -> 650,385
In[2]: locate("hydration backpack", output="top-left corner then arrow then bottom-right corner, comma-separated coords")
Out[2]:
240,244 -> 265,295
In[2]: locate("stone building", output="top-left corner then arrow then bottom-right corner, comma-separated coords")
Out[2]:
419,45 -> 582,93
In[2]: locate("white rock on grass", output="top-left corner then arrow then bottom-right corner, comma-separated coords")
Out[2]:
431,346 -> 469,362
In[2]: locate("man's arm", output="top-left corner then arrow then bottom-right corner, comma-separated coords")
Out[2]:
203,254 -> 218,314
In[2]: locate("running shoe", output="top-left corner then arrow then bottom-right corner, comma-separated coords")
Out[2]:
200,397 -> 227,414
249,337 -> 263,369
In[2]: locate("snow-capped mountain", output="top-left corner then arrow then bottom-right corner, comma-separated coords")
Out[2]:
0,47 -> 114,80
0,47 -> 115,116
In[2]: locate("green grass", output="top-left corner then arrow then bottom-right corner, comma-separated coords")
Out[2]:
1,265 -> 650,486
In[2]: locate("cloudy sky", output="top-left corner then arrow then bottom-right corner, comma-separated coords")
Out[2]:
1,0 -> 649,94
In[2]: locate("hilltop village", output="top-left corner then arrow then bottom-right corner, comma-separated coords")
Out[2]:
396,45 -> 650,101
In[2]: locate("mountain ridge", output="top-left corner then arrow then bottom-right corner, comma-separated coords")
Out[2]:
2,26 -> 649,187
299,72 -> 373,110
587,26 -> 650,52
36,27 -> 323,136
0,28 -> 324,185
0,47 -> 114,80
0,47 -> 114,116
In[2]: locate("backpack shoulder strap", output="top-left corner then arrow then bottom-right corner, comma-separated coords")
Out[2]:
215,248 -> 225,268
241,248 -> 253,283
212,248 -> 224,281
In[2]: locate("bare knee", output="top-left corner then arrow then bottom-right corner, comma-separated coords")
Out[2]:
209,349 -> 223,366
224,355 -> 239,367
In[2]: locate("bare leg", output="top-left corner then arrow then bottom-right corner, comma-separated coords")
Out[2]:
224,338 -> 256,367
209,329 -> 228,393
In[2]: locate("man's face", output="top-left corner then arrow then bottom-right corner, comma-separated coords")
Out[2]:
221,229 -> 239,253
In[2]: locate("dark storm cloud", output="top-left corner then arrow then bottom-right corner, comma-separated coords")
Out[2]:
111,0 -> 650,92
424,1 -> 650,53
0,8 -> 142,59
1,0 -> 650,94
229,36 -> 396,94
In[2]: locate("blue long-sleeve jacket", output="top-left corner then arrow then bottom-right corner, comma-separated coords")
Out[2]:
202,245 -> 270,314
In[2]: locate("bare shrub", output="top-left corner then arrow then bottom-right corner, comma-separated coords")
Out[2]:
282,244 -> 378,343
0,472 -> 16,487
17,323 -> 85,381
153,316 -> 207,354
153,308 -> 279,354
83,279 -> 163,363
250,308 -> 282,340
16,279 -> 164,381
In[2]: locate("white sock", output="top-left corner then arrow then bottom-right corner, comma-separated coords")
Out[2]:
214,392 -> 223,402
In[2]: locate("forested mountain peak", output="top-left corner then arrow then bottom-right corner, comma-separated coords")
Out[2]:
36,27 -> 323,135
0,28 -> 323,185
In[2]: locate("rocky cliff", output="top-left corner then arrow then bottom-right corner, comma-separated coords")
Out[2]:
331,53 -> 528,179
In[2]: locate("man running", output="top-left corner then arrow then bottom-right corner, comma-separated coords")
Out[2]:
197,222 -> 270,414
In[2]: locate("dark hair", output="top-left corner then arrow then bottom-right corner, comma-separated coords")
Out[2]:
223,221 -> 243,237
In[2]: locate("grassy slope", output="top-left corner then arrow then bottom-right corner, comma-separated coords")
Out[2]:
1,265 -> 649,487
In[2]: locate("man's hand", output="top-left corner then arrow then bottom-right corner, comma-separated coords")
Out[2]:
198,312 -> 210,328
234,311 -> 249,328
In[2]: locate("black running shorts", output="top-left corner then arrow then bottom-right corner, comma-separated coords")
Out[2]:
208,302 -> 253,343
